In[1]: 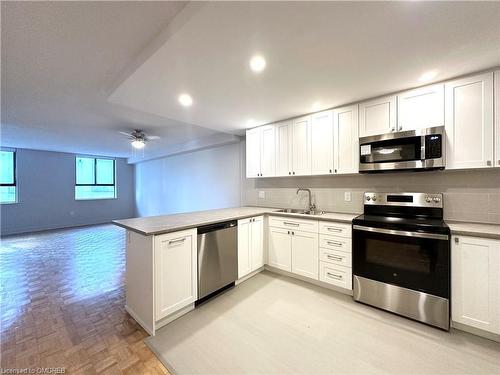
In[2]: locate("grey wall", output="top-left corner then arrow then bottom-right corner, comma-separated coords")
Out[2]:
135,142 -> 241,217
241,141 -> 500,225
1,148 -> 135,235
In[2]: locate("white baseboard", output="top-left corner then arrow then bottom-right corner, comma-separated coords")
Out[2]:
236,266 -> 265,285
154,303 -> 195,333
264,265 -> 353,296
452,321 -> 500,343
125,305 -> 154,336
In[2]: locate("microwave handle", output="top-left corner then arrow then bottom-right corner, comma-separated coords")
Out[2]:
420,135 -> 426,160
353,225 -> 449,241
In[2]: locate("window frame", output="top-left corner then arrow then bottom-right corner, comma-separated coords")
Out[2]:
0,149 -> 17,204
75,156 -> 116,200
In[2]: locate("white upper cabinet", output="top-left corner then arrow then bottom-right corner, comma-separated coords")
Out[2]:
260,125 -> 276,177
359,95 -> 397,137
246,125 -> 276,178
445,72 -> 494,169
292,115 -> 312,176
452,236 -> 500,334
311,110 -> 334,175
275,121 -> 292,177
334,105 -> 359,174
495,71 -> 500,167
246,128 -> 261,178
397,83 -> 444,131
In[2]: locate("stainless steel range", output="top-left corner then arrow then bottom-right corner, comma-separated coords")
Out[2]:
352,192 -> 450,330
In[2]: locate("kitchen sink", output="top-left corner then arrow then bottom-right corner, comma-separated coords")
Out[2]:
277,208 -> 325,216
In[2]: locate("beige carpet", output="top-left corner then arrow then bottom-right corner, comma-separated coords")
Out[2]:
146,271 -> 500,375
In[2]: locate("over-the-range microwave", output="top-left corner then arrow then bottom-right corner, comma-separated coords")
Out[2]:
359,126 -> 445,173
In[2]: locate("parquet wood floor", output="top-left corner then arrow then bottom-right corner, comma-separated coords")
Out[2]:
0,224 -> 168,374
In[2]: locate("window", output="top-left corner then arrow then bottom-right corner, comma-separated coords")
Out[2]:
75,157 -> 116,200
0,150 -> 16,203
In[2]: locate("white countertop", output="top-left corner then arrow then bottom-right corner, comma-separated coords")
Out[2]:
113,206 -> 359,236
446,221 -> 500,240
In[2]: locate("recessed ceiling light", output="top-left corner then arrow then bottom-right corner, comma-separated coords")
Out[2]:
312,102 -> 321,111
419,70 -> 438,83
178,93 -> 193,107
131,139 -> 145,149
249,55 -> 266,73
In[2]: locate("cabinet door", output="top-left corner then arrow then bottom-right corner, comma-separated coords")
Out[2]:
495,71 -> 500,167
359,95 -> 397,137
397,83 -> 444,131
311,110 -> 334,175
246,128 -> 261,177
334,105 -> 359,174
292,116 -> 312,176
452,236 -> 500,334
154,230 -> 197,320
268,227 -> 292,272
445,72 -> 494,169
237,219 -> 252,278
250,216 -> 264,271
260,125 -> 276,177
275,121 -> 292,177
291,230 -> 319,280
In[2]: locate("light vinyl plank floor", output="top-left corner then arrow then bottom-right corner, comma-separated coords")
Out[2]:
147,271 -> 500,375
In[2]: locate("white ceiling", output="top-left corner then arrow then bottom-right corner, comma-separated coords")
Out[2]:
2,2 -> 500,159
110,1 -> 500,134
1,1 -> 218,159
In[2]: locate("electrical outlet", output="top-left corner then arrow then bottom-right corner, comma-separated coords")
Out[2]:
258,191 -> 265,199
344,192 -> 351,202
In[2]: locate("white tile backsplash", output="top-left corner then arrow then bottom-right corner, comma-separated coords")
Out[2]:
242,166 -> 500,224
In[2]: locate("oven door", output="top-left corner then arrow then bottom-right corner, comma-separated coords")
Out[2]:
352,225 -> 450,298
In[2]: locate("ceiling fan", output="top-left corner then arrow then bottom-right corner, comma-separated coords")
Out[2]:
119,129 -> 160,149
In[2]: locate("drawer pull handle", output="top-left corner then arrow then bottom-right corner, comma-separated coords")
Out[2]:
283,222 -> 300,226
326,241 -> 342,247
327,272 -> 343,280
327,255 -> 343,261
327,227 -> 342,232
168,237 -> 186,245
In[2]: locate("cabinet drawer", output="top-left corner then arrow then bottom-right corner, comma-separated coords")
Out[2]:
319,262 -> 352,290
319,221 -> 352,238
269,215 -> 318,233
319,234 -> 351,252
319,248 -> 352,268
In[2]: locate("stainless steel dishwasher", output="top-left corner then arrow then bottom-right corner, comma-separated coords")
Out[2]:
197,220 -> 238,302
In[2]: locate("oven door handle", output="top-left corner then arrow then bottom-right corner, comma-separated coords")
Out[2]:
352,225 -> 449,241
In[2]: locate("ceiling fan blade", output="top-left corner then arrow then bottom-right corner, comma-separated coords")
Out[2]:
147,135 -> 161,140
119,131 -> 132,137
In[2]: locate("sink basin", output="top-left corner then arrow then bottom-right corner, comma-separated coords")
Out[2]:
278,208 -> 306,214
277,208 -> 325,216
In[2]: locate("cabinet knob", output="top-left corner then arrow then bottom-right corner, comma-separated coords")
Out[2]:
329,169 -> 332,173
289,172 -> 291,175
293,171 -> 295,175
287,231 -> 290,234
334,169 -> 337,173
486,160 -> 492,166
454,237 -> 459,244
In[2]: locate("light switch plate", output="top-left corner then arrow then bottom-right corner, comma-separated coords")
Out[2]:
344,192 -> 351,202
258,191 -> 265,199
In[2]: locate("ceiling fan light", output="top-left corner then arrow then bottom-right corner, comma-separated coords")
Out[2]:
131,139 -> 145,149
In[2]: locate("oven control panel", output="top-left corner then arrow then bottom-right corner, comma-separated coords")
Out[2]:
364,192 -> 443,208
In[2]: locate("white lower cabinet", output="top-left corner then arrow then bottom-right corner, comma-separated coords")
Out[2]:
319,262 -> 352,290
154,229 -> 198,321
268,227 -> 293,272
452,235 -> 500,335
268,225 -> 319,280
238,216 -> 264,278
291,230 -> 319,279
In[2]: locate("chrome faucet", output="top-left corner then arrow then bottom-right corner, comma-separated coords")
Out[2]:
296,188 -> 316,212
